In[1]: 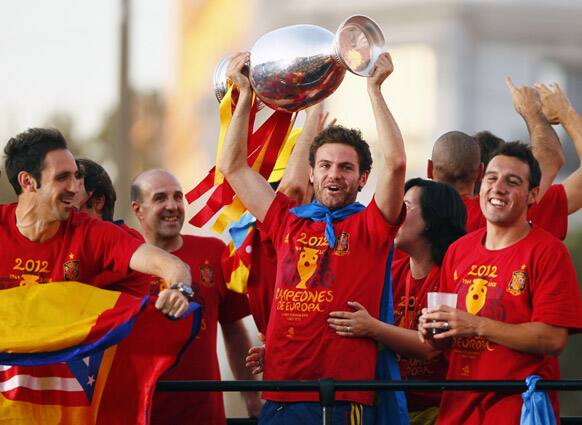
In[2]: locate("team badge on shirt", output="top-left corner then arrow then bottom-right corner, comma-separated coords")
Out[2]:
63,253 -> 80,281
507,269 -> 528,296
199,261 -> 215,287
333,232 -> 350,256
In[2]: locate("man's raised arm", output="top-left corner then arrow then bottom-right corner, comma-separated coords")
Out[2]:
369,52 -> 406,224
506,77 -> 564,200
218,52 -> 276,223
536,82 -> 582,214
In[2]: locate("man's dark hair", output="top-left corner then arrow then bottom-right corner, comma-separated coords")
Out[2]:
405,178 -> 467,265
474,131 -> 505,169
77,159 -> 117,222
309,125 -> 373,174
489,141 -> 541,189
4,128 -> 68,195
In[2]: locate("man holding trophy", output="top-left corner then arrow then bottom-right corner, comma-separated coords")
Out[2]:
219,48 -> 406,424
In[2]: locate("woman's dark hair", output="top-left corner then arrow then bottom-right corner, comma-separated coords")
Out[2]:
405,178 -> 467,265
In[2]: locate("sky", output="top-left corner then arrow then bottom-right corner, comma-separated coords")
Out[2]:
0,0 -> 172,143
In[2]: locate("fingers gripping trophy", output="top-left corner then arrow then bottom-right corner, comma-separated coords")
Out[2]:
214,15 -> 386,112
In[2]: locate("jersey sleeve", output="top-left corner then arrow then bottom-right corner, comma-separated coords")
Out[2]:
367,197 -> 405,242
85,219 -> 143,275
530,239 -> 582,332
258,192 -> 296,247
528,184 -> 568,240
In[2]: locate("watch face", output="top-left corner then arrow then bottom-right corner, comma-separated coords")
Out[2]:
182,285 -> 194,297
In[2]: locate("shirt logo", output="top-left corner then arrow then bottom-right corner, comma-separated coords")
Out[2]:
296,247 -> 320,289
507,270 -> 527,296
63,253 -> 80,281
333,232 -> 350,256
465,278 -> 488,315
199,261 -> 215,287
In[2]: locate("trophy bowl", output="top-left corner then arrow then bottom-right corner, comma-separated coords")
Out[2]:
213,15 -> 385,113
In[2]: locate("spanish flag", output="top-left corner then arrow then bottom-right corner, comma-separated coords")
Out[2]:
0,282 -> 201,425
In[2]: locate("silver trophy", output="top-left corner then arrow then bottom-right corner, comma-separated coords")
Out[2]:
213,15 -> 385,112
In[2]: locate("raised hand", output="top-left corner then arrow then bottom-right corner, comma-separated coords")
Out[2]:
226,51 -> 251,93
534,82 -> 574,125
505,77 -> 544,119
367,52 -> 394,91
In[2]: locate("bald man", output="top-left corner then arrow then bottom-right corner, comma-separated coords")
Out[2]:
131,169 -> 261,425
428,131 -> 485,231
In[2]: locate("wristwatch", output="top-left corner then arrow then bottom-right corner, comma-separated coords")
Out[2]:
170,282 -> 194,301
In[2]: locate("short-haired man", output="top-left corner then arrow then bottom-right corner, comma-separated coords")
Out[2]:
219,51 -> 406,423
131,169 -> 261,424
419,142 -> 582,424
1,128 -> 190,317
74,158 -> 149,296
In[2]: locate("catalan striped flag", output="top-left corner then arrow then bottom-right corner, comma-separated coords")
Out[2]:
0,282 -> 201,425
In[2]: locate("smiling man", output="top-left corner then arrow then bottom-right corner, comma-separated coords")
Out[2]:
419,142 -> 582,425
219,51 -> 406,424
130,169 -> 261,425
0,128 -> 191,317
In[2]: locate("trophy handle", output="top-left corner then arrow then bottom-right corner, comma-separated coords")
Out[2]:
334,15 -> 385,77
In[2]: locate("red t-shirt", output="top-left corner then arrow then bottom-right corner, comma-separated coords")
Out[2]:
259,192 -> 402,405
149,235 -> 251,425
391,258 -> 447,411
464,184 -> 568,239
246,229 -> 278,335
90,223 -> 150,297
437,226 -> 582,425
0,204 -> 141,289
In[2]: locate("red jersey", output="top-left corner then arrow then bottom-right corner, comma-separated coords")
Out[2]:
438,226 -> 582,425
462,195 -> 486,233
246,229 -> 278,334
150,235 -> 250,425
259,192 -> 402,405
391,258 -> 447,411
0,203 -> 142,289
464,184 -> 568,239
90,222 -> 150,297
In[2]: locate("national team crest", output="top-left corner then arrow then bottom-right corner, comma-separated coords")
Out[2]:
507,270 -> 528,296
63,260 -> 80,281
333,232 -> 350,256
199,262 -> 215,287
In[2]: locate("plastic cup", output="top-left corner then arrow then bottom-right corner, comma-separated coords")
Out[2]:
427,292 -> 458,334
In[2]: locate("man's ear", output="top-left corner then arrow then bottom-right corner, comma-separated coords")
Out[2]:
18,171 -> 38,193
309,168 -> 314,184
527,186 -> 540,207
427,159 -> 434,179
358,170 -> 370,191
131,201 -> 142,220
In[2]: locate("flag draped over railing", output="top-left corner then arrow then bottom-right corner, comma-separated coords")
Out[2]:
0,282 -> 201,425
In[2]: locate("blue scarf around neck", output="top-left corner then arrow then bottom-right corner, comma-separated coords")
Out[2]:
289,200 -> 365,247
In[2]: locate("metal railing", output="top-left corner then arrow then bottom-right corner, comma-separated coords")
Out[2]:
157,379 -> 582,424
